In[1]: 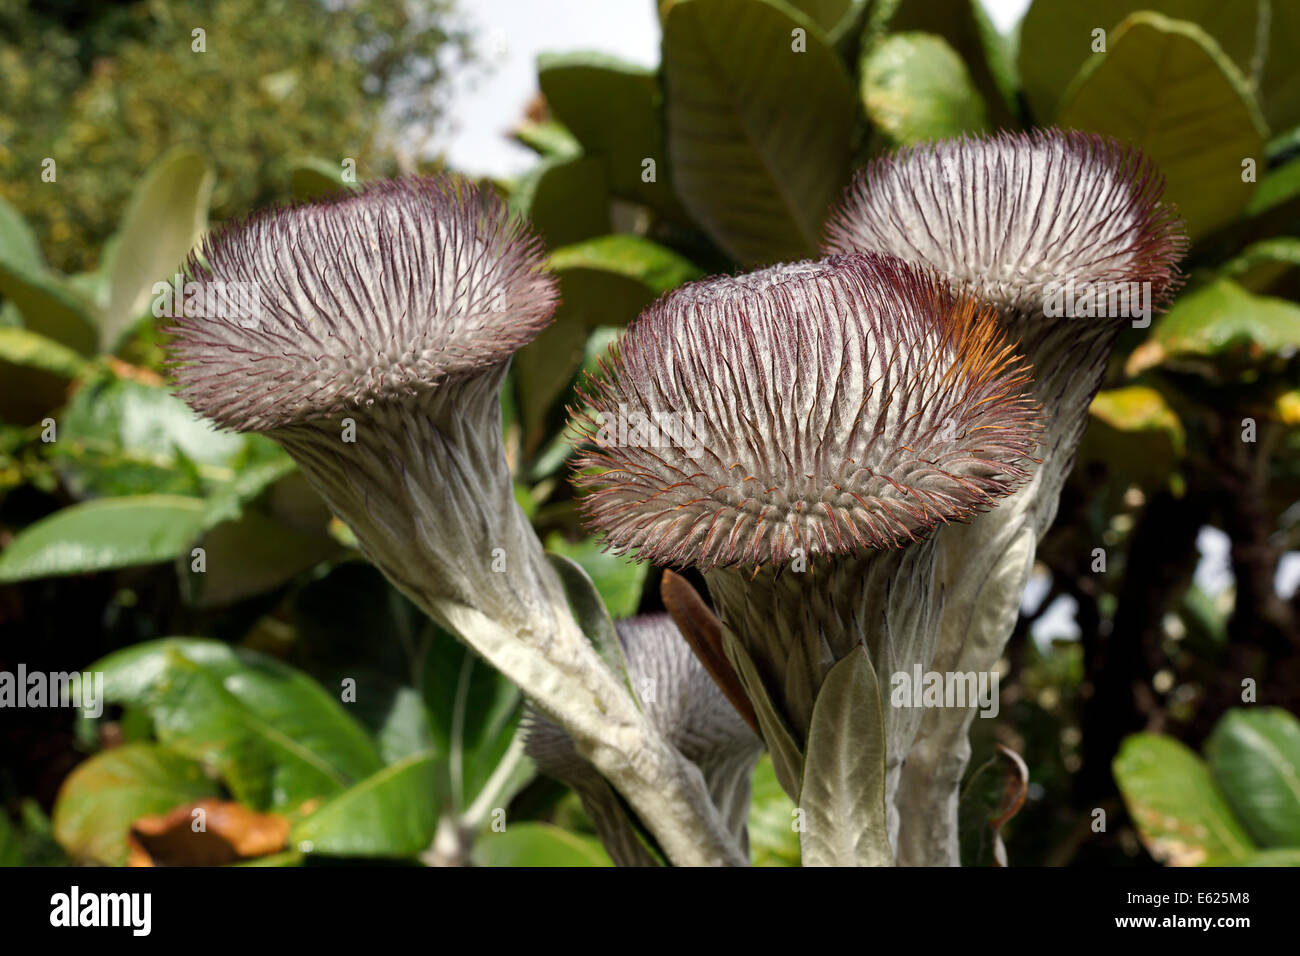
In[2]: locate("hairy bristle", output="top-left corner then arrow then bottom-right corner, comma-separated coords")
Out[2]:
823,130 -> 1187,318
570,252 -> 1041,571
166,175 -> 557,432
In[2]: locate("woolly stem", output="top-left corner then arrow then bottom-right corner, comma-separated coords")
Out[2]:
893,320 -> 1120,866
272,366 -> 746,867
705,538 -> 943,862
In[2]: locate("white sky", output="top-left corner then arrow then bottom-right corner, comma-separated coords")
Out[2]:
434,0 -> 1032,178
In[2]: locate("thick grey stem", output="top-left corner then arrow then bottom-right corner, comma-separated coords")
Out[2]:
893,321 -> 1119,866
275,367 -> 746,866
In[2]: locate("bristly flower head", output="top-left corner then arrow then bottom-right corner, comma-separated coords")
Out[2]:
823,130 -> 1186,318
571,252 -> 1041,571
167,175 -> 556,432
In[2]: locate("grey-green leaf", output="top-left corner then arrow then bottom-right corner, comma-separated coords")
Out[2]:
0,494 -> 211,582
798,645 -> 893,866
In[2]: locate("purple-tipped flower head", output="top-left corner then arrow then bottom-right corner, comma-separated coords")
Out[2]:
823,130 -> 1185,319
168,176 -> 556,432
572,252 -> 1040,571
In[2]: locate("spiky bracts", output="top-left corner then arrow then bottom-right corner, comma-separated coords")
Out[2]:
823,130 -> 1185,320
525,614 -> 762,865
572,253 -> 1040,572
168,175 -> 556,433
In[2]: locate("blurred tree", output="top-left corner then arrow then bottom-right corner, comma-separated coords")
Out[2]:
0,0 -> 468,271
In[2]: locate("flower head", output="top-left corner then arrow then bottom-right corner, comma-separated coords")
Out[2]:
823,130 -> 1185,319
571,252 -> 1040,571
168,175 -> 557,432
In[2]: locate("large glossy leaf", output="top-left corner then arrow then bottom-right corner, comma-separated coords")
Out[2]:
52,374 -> 280,499
189,508 -> 340,606
52,743 -> 220,866
93,638 -> 383,812
1114,733 -> 1255,865
1126,278 -> 1300,380
471,822 -> 613,867
1019,0 -> 1261,123
662,0 -> 856,265
885,0 -> 1018,126
0,494 -> 210,582
538,52 -> 684,215
511,155 -> 611,249
861,32 -> 989,145
798,646 -> 893,866
1206,708 -> 1300,848
289,751 -> 439,858
100,149 -> 215,349
1057,12 -> 1266,239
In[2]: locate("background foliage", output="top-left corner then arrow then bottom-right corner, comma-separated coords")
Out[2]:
1,0 -> 1298,867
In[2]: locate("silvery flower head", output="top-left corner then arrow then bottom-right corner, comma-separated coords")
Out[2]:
167,176 -> 559,630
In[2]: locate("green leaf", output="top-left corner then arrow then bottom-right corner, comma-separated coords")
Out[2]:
884,0 -> 1019,126
188,508 -> 340,606
0,259 -> 99,356
516,236 -> 700,451
1204,848 -> 1300,866
1057,12 -> 1266,239
1079,385 -> 1185,492
1126,278 -> 1300,380
1114,733 -> 1255,865
545,550 -> 631,688
747,754 -> 801,866
537,52 -> 684,215
1220,237 -> 1300,293
546,534 -> 649,621
1246,157 -> 1300,217
100,149 -> 215,350
1258,0 -> 1300,132
52,743 -> 220,866
52,374 -> 282,499
663,0 -> 857,265
512,156 -> 611,249
1206,708 -> 1300,848
861,32 -> 990,145
289,157 -> 358,201
0,195 -> 44,272
93,638 -> 384,812
471,822 -> 613,867
290,751 -> 439,858
420,630 -> 530,815
0,326 -> 85,424
0,494 -> 211,582
783,0 -> 853,36
546,234 -> 703,293
798,645 -> 893,866
1019,0 -> 1262,123
723,631 -> 804,799
512,120 -> 582,161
